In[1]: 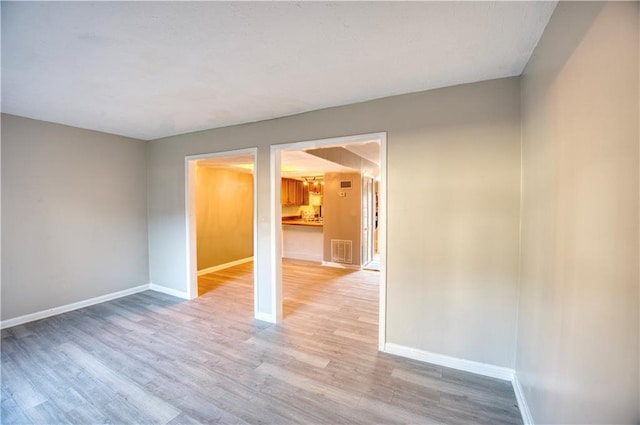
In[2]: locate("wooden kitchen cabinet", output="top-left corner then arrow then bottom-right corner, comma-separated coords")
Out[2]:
307,181 -> 323,197
301,182 -> 309,205
281,178 -> 292,205
281,178 -> 309,206
288,180 -> 298,204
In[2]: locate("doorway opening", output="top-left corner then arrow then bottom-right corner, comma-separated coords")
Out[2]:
185,148 -> 258,314
362,177 -> 380,271
270,133 -> 387,349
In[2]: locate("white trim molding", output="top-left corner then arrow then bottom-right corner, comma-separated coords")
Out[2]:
254,311 -> 277,323
197,256 -> 254,276
512,373 -> 534,425
321,261 -> 362,271
383,342 -> 531,423
148,283 -> 189,300
0,284 -> 149,330
0,281 -> 210,330
271,131 -> 388,342
283,253 -> 323,263
185,148 -> 258,301
383,342 -> 515,381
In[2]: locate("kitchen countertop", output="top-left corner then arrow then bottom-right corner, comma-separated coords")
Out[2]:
282,219 -> 324,228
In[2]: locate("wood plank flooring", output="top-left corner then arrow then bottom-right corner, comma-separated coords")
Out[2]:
2,259 -> 522,424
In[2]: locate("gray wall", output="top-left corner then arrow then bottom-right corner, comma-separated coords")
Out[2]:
517,2 -> 639,423
148,77 -> 522,368
1,114 -> 149,320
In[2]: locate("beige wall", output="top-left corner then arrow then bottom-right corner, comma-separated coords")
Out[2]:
147,77 -> 522,368
518,2 -> 639,423
196,167 -> 253,270
1,114 -> 149,321
323,172 -> 362,265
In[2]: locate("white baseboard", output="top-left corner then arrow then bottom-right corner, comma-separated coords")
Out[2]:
383,342 -> 515,381
0,284 -> 149,330
384,342 -> 529,422
283,253 -> 323,262
321,261 -> 362,270
254,311 -> 276,323
148,283 -> 189,300
512,373 -> 534,425
197,256 -> 253,276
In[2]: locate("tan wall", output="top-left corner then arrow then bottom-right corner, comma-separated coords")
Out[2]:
196,167 -> 253,270
518,2 -> 639,423
1,114 -> 149,321
323,172 -> 362,265
148,76 -> 521,368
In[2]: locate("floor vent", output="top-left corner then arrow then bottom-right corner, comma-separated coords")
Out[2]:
331,239 -> 353,264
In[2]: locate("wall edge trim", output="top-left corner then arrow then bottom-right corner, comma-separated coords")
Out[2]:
283,253 -> 323,262
512,373 -> 534,425
321,261 -> 362,270
383,342 -> 515,381
254,311 -> 276,323
0,284 -> 149,329
197,256 -> 254,276
148,283 -> 189,300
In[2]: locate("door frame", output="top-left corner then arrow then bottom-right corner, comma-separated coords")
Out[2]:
362,175 -> 375,266
270,132 -> 388,350
185,148 -> 258,312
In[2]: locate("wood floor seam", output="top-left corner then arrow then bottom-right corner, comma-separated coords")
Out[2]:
1,259 -> 522,425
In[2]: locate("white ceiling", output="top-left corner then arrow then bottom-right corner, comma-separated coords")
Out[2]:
2,1 -> 556,141
196,150 -> 359,178
342,141 -> 381,166
281,150 -> 358,178
197,153 -> 255,173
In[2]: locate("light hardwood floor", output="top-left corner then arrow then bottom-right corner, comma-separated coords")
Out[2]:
2,259 -> 522,424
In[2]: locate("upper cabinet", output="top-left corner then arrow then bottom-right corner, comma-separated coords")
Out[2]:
306,181 -> 323,197
281,178 -> 309,206
302,183 -> 310,205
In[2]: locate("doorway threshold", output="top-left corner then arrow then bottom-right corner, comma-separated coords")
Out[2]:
362,254 -> 381,271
